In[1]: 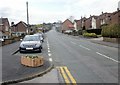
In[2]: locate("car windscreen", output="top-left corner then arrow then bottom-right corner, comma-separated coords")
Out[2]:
23,36 -> 39,41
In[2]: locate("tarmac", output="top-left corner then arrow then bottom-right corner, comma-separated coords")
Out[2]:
1,36 -> 119,84
1,41 -> 56,84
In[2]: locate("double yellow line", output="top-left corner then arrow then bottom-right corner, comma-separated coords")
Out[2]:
58,66 -> 77,85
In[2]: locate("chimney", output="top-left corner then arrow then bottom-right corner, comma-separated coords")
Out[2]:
11,22 -> 14,26
102,11 -> 103,14
117,8 -> 119,11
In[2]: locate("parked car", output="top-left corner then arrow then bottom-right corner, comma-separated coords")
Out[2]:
19,35 -> 42,53
34,33 -> 44,42
64,30 -> 72,35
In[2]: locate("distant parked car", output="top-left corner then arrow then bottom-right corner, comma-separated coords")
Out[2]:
34,33 -> 44,42
19,35 -> 42,53
0,38 -> 4,42
64,30 -> 72,35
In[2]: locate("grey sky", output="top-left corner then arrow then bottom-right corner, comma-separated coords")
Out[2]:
0,0 -> 119,24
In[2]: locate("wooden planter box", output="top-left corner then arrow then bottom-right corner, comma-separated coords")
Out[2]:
21,56 -> 44,67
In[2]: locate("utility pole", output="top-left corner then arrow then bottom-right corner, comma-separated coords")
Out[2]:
26,1 -> 29,34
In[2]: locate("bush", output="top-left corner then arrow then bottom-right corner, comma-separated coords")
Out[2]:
101,24 -> 120,38
83,33 -> 97,38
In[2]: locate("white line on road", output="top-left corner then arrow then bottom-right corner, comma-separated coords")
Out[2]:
96,52 -> 119,63
49,58 -> 53,62
48,50 -> 50,53
48,53 -> 52,56
48,47 -> 50,50
79,45 -> 91,50
71,41 -> 76,45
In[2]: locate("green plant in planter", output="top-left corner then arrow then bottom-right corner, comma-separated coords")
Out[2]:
25,55 -> 38,59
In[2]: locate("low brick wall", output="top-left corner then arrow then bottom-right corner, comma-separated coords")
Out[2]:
14,37 -> 21,41
2,39 -> 12,45
103,37 -> 120,43
1,37 -> 21,46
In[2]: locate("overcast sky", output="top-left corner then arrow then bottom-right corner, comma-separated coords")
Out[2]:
0,0 -> 119,24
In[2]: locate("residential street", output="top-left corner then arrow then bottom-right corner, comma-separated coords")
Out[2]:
46,27 -> 118,83
0,0 -> 120,84
1,27 -> 119,84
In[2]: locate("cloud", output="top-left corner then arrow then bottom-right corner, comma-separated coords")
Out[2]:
0,0 -> 119,24
0,7 -> 11,17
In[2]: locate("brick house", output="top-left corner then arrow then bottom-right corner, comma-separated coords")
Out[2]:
0,18 -> 11,40
11,21 -> 28,36
80,17 -> 86,30
97,12 -> 111,28
110,8 -> 120,25
62,19 -> 74,33
84,15 -> 98,30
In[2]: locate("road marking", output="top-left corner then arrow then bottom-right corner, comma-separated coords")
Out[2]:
59,67 -> 70,84
63,66 -> 77,84
48,47 -> 50,50
79,45 -> 90,50
48,50 -> 50,53
71,41 -> 76,45
47,39 -> 52,57
58,66 -> 77,84
49,58 -> 53,62
48,53 -> 52,56
96,52 -> 119,63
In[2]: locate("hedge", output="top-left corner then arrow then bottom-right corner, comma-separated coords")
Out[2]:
83,33 -> 97,38
101,24 -> 120,38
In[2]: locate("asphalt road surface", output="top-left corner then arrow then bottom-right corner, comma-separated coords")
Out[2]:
2,40 -> 51,82
46,27 -> 118,83
2,27 -> 119,83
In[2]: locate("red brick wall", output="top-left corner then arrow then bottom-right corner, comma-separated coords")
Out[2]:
1,18 -> 10,33
16,22 -> 26,32
96,17 -> 101,29
76,20 -> 81,30
62,19 -> 74,31
111,10 -> 120,25
85,18 -> 91,30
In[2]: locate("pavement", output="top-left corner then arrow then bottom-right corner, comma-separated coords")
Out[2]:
18,69 -> 60,84
87,37 -> 119,48
66,34 -> 119,48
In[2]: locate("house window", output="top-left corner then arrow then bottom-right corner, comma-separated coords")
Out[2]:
5,26 -> 9,31
3,36 -> 6,39
30,29 -> 33,31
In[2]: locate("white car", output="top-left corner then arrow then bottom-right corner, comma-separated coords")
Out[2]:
19,35 -> 42,53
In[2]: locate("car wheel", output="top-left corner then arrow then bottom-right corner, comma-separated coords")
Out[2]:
20,51 -> 22,53
19,48 -> 22,53
41,46 -> 43,49
39,48 -> 42,53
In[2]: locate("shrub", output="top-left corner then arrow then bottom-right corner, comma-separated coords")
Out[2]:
101,24 -> 120,38
83,33 -> 97,38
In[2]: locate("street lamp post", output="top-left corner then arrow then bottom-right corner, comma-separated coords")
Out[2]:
26,1 -> 29,34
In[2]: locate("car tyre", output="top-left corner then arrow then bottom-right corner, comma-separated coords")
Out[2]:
39,48 -> 42,53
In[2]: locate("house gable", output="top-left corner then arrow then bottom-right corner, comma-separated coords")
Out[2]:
16,21 -> 28,32
62,19 -> 74,31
